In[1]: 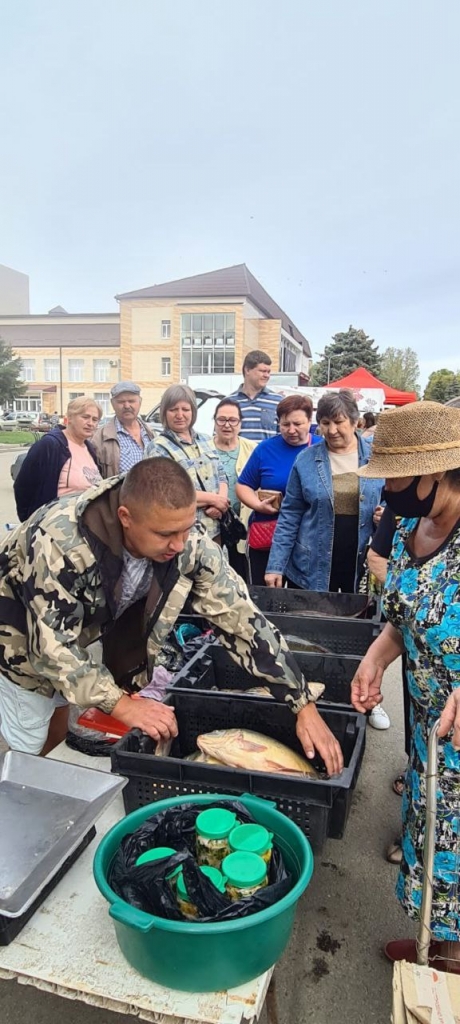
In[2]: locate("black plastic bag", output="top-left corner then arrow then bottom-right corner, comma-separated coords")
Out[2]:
220,507 -> 247,548
109,800 -> 292,922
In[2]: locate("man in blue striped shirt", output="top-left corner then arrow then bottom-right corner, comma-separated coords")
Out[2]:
227,350 -> 281,442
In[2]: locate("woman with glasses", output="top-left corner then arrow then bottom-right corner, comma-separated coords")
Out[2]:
235,394 -> 321,585
213,399 -> 256,580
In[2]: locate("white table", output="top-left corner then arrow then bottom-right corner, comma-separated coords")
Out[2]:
0,742 -> 275,1024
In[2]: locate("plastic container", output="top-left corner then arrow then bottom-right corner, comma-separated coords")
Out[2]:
176,609 -> 380,656
0,827 -> 96,946
168,640 -> 360,705
93,792 -> 314,991
110,692 -> 366,850
135,847 -> 180,881
222,851 -> 268,900
195,807 -> 238,868
176,865 -> 226,919
248,585 -> 381,622
229,823 -> 273,864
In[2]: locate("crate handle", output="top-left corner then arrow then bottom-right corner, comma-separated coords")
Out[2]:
109,900 -> 155,933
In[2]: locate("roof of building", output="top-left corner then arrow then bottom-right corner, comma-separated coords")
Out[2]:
0,319 -> 119,348
116,264 -> 311,355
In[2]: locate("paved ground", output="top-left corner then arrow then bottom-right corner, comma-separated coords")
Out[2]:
0,449 -> 414,1023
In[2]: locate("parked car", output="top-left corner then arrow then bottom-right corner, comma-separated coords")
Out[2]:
31,413 -> 52,432
0,414 -> 19,432
16,412 -> 36,429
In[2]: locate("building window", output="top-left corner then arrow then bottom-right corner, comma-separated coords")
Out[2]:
68,359 -> 84,383
93,359 -> 110,383
180,313 -> 235,376
44,358 -> 59,382
94,392 -> 110,415
161,357 -> 171,376
280,338 -> 300,373
19,359 -> 36,382
69,392 -> 85,401
161,320 -> 171,339
14,396 -> 41,412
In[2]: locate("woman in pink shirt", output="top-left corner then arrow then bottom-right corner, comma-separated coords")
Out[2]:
14,397 -> 103,521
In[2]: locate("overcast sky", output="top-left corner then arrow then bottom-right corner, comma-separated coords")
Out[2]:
1,0 -> 459,387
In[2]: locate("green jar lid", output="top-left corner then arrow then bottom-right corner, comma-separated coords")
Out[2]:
222,851 -> 267,888
229,824 -> 273,857
135,846 -> 177,869
177,865 -> 227,900
196,808 -> 237,840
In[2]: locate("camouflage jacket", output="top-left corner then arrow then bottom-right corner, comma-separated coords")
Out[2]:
0,476 -> 314,713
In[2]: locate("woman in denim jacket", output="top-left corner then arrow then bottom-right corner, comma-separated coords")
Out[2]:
265,390 -> 383,593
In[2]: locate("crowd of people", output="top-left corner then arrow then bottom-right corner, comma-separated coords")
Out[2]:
2,350 -> 460,972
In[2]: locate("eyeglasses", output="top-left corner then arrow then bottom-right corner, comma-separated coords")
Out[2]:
215,417 -> 240,426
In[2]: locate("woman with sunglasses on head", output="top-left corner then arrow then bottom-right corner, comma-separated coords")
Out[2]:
213,399 -> 256,580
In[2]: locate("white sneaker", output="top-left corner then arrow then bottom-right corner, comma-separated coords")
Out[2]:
368,705 -> 391,730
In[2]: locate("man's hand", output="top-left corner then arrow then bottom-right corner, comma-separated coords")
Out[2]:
439,690 -> 460,751
296,704 -> 344,776
350,657 -> 386,713
265,573 -> 283,588
112,694 -> 178,741
373,504 -> 384,526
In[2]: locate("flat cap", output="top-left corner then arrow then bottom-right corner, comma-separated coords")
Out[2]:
110,380 -> 141,398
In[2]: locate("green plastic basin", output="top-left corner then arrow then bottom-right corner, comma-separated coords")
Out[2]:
93,792 -> 313,992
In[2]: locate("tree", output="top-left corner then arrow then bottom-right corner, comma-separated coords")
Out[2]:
0,337 -> 26,408
423,369 -> 460,403
310,326 -> 381,386
380,347 -> 420,395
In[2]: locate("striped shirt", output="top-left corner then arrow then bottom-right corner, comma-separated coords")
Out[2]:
116,418 -> 151,474
227,386 -> 281,442
116,548 -> 154,619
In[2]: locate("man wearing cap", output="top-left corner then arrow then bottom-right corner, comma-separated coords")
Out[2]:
92,381 -> 155,478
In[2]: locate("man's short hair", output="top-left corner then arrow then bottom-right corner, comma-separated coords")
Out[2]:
242,350 -> 272,374
119,458 -> 196,511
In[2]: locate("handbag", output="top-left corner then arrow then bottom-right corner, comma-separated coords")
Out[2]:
220,507 -> 247,547
248,519 -> 277,551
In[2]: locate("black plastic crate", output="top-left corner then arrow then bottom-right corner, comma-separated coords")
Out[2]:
111,694 -> 366,852
169,641 -> 360,705
248,586 -> 381,623
0,827 -> 96,946
178,612 -> 378,656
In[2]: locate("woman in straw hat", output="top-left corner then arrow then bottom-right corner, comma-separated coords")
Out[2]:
351,400 -> 460,970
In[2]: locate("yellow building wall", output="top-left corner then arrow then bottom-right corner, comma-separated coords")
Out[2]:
12,345 -> 120,414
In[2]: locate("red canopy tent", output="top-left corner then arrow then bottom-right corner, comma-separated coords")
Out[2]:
325,367 -> 417,406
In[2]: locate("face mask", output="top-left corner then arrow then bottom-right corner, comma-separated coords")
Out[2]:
383,475 -> 439,518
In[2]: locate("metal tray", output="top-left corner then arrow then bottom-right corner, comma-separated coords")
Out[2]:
0,750 -> 127,918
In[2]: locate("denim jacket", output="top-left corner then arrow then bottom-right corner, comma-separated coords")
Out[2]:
265,434 -> 383,590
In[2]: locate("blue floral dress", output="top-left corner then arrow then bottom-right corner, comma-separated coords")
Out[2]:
383,517 -> 460,941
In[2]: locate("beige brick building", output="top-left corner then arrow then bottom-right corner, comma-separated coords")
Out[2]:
0,265 -> 311,417
0,307 -> 120,416
116,264 -> 311,408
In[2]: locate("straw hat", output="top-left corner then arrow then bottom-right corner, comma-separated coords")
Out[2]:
357,401 -> 460,478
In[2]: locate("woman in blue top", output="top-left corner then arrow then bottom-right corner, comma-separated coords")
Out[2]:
236,394 -> 320,584
265,390 -> 382,592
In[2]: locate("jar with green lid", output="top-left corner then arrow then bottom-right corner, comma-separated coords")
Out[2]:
222,851 -> 268,900
195,808 -> 238,868
135,846 -> 180,883
176,865 -> 227,920
229,824 -> 273,865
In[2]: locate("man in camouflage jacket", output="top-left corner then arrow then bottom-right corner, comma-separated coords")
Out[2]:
0,458 -> 342,773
